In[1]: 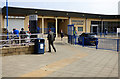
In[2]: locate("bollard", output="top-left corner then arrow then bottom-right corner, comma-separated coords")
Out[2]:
100,33 -> 102,37
96,38 -> 98,49
68,35 -> 70,43
75,36 -> 76,45
82,37 -> 84,47
71,35 -> 72,44
117,39 -> 119,52
68,35 -> 71,44
104,32 -> 105,37
71,35 -> 73,44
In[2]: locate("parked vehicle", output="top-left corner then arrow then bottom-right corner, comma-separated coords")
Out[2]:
78,33 -> 98,45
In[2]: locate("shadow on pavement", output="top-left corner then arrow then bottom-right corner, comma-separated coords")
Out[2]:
54,42 -> 65,45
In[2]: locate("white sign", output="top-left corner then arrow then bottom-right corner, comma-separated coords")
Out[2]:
29,15 -> 38,21
117,28 -> 120,33
40,44 -> 44,49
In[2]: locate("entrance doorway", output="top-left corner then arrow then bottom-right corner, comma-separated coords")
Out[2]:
93,26 -> 97,33
58,19 -> 69,35
91,25 -> 98,34
47,22 -> 55,28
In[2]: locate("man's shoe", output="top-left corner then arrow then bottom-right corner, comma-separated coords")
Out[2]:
48,51 -> 51,52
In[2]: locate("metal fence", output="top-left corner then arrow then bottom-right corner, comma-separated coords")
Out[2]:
98,38 -> 119,52
0,33 -> 43,48
68,35 -> 120,52
94,32 -> 118,38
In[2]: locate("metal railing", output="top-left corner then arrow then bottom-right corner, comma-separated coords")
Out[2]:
97,38 -> 119,52
0,33 -> 44,48
92,32 -> 118,37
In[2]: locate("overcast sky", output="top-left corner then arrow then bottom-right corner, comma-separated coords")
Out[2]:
0,0 -> 120,15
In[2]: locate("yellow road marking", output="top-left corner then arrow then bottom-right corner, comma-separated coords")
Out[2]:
21,53 -> 88,77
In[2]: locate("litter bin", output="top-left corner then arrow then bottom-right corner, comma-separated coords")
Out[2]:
34,38 -> 45,54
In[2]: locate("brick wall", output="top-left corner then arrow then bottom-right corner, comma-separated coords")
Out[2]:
0,45 -> 34,56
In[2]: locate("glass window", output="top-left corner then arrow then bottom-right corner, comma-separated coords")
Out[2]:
78,27 -> 83,31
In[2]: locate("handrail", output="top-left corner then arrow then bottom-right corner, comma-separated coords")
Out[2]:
0,33 -> 44,48
0,33 -> 43,36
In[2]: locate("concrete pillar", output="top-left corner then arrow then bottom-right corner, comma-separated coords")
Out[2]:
55,17 -> 58,37
85,18 -> 87,33
42,17 -> 44,34
2,16 -> 4,28
69,17 -> 71,25
24,16 -> 29,31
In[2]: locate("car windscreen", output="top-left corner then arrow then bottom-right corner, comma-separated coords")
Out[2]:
88,34 -> 96,37
80,33 -> 88,37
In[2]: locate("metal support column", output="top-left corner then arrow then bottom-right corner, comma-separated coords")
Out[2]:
55,17 -> 58,37
69,17 -> 71,25
6,0 -> 9,39
101,19 -> 103,33
100,19 -> 103,37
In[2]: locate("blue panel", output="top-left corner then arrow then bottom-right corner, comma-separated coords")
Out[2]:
68,25 -> 74,44
68,24 -> 74,35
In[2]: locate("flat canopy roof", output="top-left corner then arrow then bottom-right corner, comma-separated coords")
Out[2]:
2,6 -> 120,19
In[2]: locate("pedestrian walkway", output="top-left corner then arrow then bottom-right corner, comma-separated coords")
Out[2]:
2,37 -> 118,77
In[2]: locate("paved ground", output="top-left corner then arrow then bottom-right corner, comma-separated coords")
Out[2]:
0,56 -> 2,78
2,37 -> 118,77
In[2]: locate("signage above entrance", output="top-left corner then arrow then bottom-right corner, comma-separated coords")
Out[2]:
71,20 -> 84,25
29,15 -> 38,21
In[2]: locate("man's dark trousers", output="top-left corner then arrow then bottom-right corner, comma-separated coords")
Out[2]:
48,40 -> 56,52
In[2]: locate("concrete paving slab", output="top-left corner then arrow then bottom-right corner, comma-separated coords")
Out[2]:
1,37 -> 118,77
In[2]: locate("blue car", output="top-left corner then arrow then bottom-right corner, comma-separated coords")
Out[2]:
78,33 -> 98,45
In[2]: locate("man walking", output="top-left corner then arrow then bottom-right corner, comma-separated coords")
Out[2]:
47,29 -> 56,52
